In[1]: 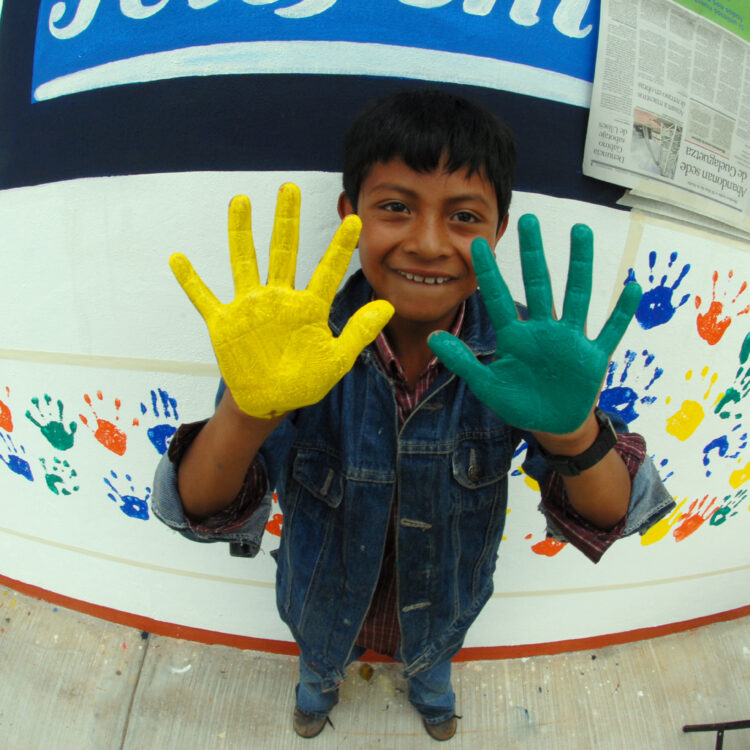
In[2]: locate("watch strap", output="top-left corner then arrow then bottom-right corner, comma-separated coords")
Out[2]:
538,408 -> 618,477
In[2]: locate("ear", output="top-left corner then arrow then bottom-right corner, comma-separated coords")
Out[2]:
338,192 -> 355,220
494,214 -> 510,248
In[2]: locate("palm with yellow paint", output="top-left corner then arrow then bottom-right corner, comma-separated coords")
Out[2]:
665,366 -> 722,441
730,461 -> 750,490
642,495 -> 725,546
641,499 -> 685,546
169,185 -> 394,418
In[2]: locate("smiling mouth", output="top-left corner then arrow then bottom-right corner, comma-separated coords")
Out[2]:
397,270 -> 453,285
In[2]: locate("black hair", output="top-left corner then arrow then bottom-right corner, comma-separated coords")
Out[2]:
342,89 -> 516,221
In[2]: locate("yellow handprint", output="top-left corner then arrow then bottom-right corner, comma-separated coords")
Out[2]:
664,366 -> 720,441
640,499 -> 685,546
170,184 -> 394,418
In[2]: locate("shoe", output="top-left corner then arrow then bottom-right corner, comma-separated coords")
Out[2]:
423,715 -> 458,741
293,706 -> 330,738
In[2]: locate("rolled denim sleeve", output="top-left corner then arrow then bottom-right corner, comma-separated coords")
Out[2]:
619,454 -> 676,537
522,412 -> 676,563
150,421 -> 273,558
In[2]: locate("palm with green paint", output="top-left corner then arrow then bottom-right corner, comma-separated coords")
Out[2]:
428,214 -> 643,435
714,332 -> 750,420
26,394 -> 77,451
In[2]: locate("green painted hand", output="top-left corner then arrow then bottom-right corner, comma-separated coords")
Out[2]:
170,184 -> 394,418
428,214 -> 642,434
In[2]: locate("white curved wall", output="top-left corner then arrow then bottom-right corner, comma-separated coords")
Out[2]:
1,0 -> 748,652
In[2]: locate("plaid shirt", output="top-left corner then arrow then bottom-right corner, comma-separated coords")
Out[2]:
355,309 -> 645,656
170,301 -> 646,657
355,303 -> 466,657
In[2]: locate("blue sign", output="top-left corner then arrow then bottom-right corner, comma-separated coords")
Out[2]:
32,0 -> 598,105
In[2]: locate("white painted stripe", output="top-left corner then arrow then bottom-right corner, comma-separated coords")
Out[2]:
0,348 -> 219,376
33,40 -> 592,108
0,525 -> 275,588
2,525 -> 747,598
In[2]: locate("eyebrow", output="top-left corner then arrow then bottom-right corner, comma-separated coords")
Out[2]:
368,182 -> 417,197
369,183 -> 492,208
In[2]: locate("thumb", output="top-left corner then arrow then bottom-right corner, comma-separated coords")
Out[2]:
169,253 -> 220,322
428,331 -> 488,388
334,300 -> 394,366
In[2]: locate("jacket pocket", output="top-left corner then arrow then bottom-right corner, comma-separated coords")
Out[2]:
292,448 -> 344,510
451,438 -> 511,510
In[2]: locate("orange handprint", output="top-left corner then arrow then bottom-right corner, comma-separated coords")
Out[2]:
79,391 -> 128,455
265,490 -> 283,537
0,386 -> 12,432
531,538 -> 567,557
673,495 -> 717,542
695,270 -> 749,346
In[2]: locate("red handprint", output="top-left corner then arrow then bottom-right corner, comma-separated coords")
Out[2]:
0,386 -> 12,432
695,270 -> 749,346
673,495 -> 717,542
79,391 -> 128,455
265,490 -> 284,537
531,538 -> 567,557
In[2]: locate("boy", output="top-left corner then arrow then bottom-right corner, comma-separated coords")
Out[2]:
152,90 -> 673,741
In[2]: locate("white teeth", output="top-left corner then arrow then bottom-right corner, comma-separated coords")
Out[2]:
399,271 -> 450,285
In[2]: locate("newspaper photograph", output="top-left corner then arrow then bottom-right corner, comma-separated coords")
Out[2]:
583,0 -> 750,224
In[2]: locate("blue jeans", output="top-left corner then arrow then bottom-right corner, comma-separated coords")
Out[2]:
296,649 -> 455,725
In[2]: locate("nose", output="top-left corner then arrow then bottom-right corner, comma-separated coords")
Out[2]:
406,213 -> 448,260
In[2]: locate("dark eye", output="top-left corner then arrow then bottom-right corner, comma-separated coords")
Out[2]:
453,211 -> 480,223
381,201 -> 409,213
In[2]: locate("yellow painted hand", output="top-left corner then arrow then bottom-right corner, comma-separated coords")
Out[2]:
169,184 -> 394,418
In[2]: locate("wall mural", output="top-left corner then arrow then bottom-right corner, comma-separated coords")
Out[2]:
1,264 -> 747,551
0,386 -> 178,520
0,0 -> 748,645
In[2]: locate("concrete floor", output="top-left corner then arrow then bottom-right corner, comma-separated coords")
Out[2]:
1,586 -> 748,750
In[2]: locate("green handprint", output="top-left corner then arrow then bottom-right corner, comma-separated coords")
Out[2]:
428,214 -> 642,435
26,394 -> 77,451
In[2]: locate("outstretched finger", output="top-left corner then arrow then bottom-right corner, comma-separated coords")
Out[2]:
334,299 -> 394,367
471,238 -> 516,332
428,331 -> 490,392
267,183 -> 301,288
561,223 -> 593,330
228,195 -> 261,297
595,282 -> 643,356
307,214 -> 361,305
169,253 -> 221,322
518,214 -> 554,320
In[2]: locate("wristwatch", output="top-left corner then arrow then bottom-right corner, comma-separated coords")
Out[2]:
538,408 -> 617,477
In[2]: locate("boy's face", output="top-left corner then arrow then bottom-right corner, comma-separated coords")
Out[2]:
339,158 -> 508,333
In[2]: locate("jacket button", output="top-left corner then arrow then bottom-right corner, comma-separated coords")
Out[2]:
468,464 -> 481,482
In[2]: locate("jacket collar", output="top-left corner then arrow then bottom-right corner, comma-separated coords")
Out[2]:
329,270 -> 497,359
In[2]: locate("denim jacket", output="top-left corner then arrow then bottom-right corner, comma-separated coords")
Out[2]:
152,270 -> 674,691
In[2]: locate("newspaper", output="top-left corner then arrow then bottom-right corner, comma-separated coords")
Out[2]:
583,0 -> 750,236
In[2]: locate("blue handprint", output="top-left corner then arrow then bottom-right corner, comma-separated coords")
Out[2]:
627,251 -> 690,329
649,454 -> 674,483
702,423 -> 748,477
599,349 -> 663,423
104,470 -> 150,520
0,433 -> 33,481
139,388 -> 179,455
